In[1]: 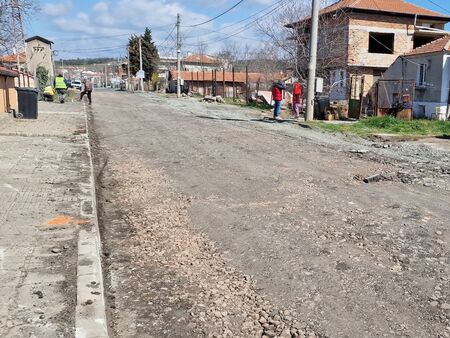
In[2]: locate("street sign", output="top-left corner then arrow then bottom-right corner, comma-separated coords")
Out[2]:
136,70 -> 145,79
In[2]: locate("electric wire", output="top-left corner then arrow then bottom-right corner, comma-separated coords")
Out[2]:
182,0 -> 246,28
423,0 -> 450,15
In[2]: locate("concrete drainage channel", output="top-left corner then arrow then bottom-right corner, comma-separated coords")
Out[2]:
75,103 -> 109,338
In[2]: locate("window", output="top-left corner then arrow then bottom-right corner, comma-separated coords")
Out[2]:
330,69 -> 346,88
368,33 -> 394,54
413,35 -> 436,49
417,64 -> 427,87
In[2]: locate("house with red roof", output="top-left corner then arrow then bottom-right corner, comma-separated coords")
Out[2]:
289,0 -> 450,113
182,54 -> 221,72
382,35 -> 450,119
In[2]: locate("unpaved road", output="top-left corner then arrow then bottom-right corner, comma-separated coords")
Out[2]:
91,91 -> 450,338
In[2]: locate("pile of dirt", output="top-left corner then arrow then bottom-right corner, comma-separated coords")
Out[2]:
104,160 -> 322,338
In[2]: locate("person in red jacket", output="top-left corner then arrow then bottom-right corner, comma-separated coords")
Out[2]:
272,80 -> 285,120
292,81 -> 302,118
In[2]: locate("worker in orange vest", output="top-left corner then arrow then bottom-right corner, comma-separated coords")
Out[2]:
292,81 -> 302,118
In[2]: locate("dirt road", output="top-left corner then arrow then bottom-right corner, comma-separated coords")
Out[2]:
91,91 -> 450,338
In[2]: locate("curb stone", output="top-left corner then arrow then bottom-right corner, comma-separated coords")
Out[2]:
75,103 -> 109,338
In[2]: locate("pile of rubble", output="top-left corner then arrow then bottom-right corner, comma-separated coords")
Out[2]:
109,161 -> 321,338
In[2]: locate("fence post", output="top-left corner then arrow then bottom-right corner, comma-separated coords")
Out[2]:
203,70 -> 205,96
222,68 -> 226,98
245,66 -> 249,103
232,67 -> 235,102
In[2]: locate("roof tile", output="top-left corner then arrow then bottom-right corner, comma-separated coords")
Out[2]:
321,0 -> 450,19
404,35 -> 450,56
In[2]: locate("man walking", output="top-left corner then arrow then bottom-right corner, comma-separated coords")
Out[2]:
80,78 -> 93,105
272,80 -> 285,120
54,74 -> 67,103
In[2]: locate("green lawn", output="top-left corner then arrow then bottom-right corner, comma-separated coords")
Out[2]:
309,116 -> 450,137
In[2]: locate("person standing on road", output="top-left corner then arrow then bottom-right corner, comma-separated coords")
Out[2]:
80,77 -> 93,105
54,74 -> 67,104
292,81 -> 302,119
272,80 -> 285,120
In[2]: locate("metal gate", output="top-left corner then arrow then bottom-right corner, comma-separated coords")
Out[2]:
376,80 -> 415,120
349,75 -> 364,119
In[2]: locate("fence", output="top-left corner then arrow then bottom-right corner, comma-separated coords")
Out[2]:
376,80 -> 415,120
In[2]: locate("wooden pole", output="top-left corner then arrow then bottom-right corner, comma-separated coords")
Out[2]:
232,66 -> 235,102
222,68 -> 226,98
245,65 -> 249,103
203,70 -> 205,96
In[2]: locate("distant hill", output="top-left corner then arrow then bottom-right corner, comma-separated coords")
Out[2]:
57,57 -> 117,66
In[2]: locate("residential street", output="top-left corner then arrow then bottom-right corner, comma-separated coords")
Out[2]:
0,102 -> 107,338
91,91 -> 449,338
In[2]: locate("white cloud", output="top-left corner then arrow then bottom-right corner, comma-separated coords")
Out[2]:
47,0 -> 278,58
42,0 -> 73,17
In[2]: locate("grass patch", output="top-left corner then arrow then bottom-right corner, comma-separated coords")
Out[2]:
223,97 -> 272,110
309,116 -> 450,137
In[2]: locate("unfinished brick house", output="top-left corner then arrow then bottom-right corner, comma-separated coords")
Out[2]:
290,0 -> 450,115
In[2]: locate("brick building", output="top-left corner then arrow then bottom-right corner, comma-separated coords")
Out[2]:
0,67 -> 18,114
182,54 -> 221,72
169,70 -> 278,98
291,0 -> 450,107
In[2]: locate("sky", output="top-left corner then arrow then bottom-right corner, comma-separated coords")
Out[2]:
25,0 -> 450,60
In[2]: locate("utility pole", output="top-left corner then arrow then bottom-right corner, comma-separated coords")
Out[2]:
139,37 -> 144,92
305,0 -> 320,121
105,64 -> 108,87
127,46 -> 131,92
176,13 -> 181,98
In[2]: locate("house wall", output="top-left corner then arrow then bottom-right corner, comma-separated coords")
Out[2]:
0,76 -> 18,113
347,13 -> 415,68
26,39 -> 54,81
183,64 -> 220,72
383,52 -> 447,118
441,54 -> 450,104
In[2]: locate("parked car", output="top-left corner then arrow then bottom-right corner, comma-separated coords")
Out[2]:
71,80 -> 82,90
64,79 -> 72,88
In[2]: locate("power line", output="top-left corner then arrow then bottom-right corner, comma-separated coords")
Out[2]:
182,0 -> 246,28
182,0 -> 289,47
423,0 -> 450,15
182,0 -> 285,43
50,24 -> 174,42
156,24 -> 177,48
184,0 -> 283,38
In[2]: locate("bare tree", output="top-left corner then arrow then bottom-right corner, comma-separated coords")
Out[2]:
257,0 -> 352,88
216,41 -> 251,71
0,0 -> 36,55
196,41 -> 208,71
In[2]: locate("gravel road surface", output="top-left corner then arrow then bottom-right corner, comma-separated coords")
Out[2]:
91,91 -> 450,338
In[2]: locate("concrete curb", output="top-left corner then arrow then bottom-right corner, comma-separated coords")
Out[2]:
75,103 -> 109,338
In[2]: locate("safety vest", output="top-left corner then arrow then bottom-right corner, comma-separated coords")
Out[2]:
55,76 -> 67,89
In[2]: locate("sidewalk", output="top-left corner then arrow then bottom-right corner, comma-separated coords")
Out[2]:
0,102 -> 107,337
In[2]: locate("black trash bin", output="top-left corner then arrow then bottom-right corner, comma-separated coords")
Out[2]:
15,87 -> 39,119
314,96 -> 330,120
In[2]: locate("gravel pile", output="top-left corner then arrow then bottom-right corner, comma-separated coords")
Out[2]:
107,160 -> 322,338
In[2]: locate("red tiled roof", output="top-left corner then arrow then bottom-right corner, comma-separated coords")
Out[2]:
0,66 -> 18,77
170,70 -> 282,83
404,35 -> 450,56
306,0 -> 450,20
183,54 -> 219,64
0,52 -> 26,64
